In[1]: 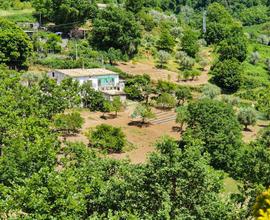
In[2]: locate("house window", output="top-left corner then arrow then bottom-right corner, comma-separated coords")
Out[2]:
98,77 -> 115,87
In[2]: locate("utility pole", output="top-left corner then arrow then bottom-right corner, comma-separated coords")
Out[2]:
75,40 -> 78,60
203,10 -> 207,34
39,12 -> 42,28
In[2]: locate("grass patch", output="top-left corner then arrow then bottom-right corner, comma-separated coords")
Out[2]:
222,176 -> 240,195
0,9 -> 36,22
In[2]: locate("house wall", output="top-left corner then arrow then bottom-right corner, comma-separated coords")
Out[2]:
48,71 -> 120,91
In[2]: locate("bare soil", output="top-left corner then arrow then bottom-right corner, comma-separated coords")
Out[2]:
66,104 -> 180,164
242,120 -> 269,143
117,62 -> 210,86
117,48 -> 213,86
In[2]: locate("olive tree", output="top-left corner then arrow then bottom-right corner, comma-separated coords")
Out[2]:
237,107 -> 257,131
131,104 -> 155,124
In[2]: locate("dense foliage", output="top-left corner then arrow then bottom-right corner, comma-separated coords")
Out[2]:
90,7 -> 141,56
0,18 -> 32,70
1,0 -> 270,219
87,124 -> 126,153
182,99 -> 242,171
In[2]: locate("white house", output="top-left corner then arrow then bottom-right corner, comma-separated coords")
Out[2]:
49,68 -> 126,102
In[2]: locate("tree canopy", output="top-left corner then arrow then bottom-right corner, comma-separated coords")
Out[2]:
90,7 -> 141,56
0,18 -> 32,70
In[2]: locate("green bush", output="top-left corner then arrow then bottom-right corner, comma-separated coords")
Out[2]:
87,124 -> 126,153
156,93 -> 176,109
211,59 -> 243,93
53,112 -> 84,136
240,6 -> 269,26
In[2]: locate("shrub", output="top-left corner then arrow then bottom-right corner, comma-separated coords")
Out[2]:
156,93 -> 176,109
156,30 -> 175,52
53,112 -> 84,136
181,29 -> 199,58
221,95 -> 240,106
87,124 -> 126,153
250,51 -> 260,65
201,84 -> 221,99
176,51 -> 195,70
157,50 -> 170,68
240,6 -> 269,26
80,83 -> 106,111
131,104 -> 155,124
175,106 -> 189,132
175,86 -> 192,105
211,59 -> 242,93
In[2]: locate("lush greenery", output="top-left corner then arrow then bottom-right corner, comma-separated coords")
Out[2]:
0,0 -> 270,219
87,124 -> 126,153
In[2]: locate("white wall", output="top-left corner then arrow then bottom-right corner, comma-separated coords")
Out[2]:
49,71 -> 120,91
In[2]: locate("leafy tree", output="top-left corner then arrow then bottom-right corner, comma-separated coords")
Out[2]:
156,30 -> 175,52
111,97 -> 123,117
182,99 -> 242,171
181,29 -> 199,58
45,33 -> 62,54
80,82 -> 106,111
218,36 -> 248,62
256,88 -> 270,119
211,59 -> 243,93
240,5 -> 269,26
38,76 -> 68,119
207,3 -> 234,24
106,47 -> 122,65
201,83 -> 221,99
156,80 -> 176,94
131,104 -> 155,124
176,51 -> 195,70
175,106 -> 189,132
205,3 -> 238,45
205,22 -> 231,45
157,50 -> 170,68
125,0 -> 144,14
175,86 -> 192,105
90,7 -> 141,57
134,137 -> 239,219
234,141 -> 270,187
237,107 -> 257,130
156,93 -> 176,109
0,18 -> 32,70
60,77 -> 81,108
101,100 -> 112,118
124,74 -> 151,101
32,0 -> 97,25
53,112 -> 84,136
87,124 -> 126,153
